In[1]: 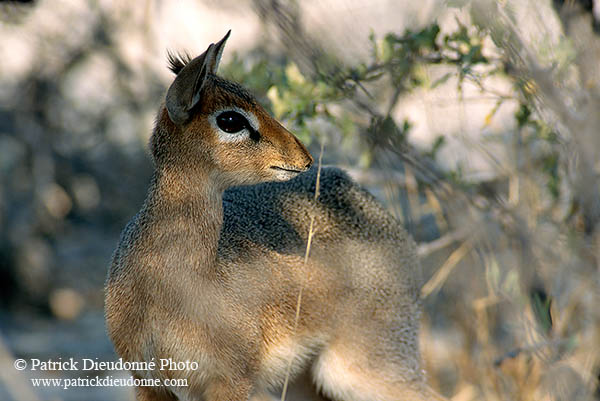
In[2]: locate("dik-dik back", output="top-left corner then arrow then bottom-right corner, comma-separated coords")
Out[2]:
105,31 -> 445,401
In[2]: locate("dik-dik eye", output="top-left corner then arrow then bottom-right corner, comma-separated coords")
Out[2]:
216,111 -> 249,134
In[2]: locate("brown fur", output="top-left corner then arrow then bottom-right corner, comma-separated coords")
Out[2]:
105,32 -> 446,401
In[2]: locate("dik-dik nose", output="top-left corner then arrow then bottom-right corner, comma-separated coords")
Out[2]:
293,134 -> 314,171
267,127 -> 313,181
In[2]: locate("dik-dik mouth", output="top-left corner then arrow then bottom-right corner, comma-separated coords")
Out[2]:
270,165 -> 305,173
270,165 -> 307,181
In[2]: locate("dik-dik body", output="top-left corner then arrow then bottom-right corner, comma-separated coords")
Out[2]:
105,32 -> 444,401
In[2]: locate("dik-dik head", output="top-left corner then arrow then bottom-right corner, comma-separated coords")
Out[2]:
151,31 -> 313,189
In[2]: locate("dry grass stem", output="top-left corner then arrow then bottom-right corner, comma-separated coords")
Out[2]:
280,141 -> 324,401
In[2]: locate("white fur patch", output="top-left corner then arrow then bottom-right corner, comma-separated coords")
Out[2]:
208,107 -> 260,143
312,347 -> 412,401
258,336 -> 325,390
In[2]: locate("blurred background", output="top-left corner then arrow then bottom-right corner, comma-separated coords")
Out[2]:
0,0 -> 599,400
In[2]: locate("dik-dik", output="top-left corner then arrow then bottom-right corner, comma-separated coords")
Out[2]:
105,31 -> 445,401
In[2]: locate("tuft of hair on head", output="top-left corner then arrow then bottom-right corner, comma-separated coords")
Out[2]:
166,50 -> 193,75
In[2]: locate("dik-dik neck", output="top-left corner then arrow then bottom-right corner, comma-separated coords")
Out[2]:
147,166 -> 224,267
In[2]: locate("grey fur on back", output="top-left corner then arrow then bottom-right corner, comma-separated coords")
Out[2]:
223,166 -> 416,251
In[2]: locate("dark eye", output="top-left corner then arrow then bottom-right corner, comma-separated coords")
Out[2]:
216,111 -> 249,134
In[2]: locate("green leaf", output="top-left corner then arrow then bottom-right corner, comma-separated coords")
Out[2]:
414,24 -> 440,50
430,72 -> 453,89
515,104 -> 531,128
530,289 -> 553,335
428,135 -> 446,159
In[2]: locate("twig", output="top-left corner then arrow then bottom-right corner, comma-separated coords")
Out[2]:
280,141 -> 324,401
418,227 -> 470,257
421,239 -> 474,298
493,338 -> 569,367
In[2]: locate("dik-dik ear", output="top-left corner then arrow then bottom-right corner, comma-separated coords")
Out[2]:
206,30 -> 230,74
165,30 -> 231,125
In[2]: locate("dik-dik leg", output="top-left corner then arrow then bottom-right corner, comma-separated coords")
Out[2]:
135,386 -> 177,401
311,293 -> 436,401
204,377 -> 253,401
312,338 -> 437,401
